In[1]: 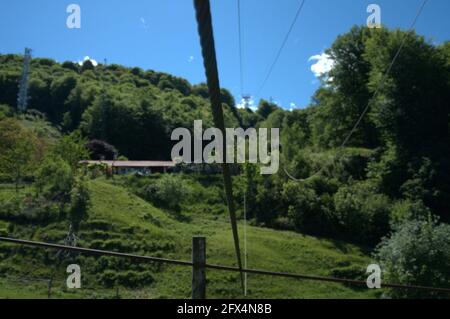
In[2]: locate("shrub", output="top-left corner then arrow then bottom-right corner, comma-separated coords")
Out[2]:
35,156 -> 75,199
375,217 -> 450,298
390,199 -> 431,225
334,181 -> 391,245
282,181 -> 336,237
143,175 -> 192,210
0,195 -> 61,223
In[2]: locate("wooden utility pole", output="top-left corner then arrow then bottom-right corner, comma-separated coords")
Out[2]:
193,0 -> 245,293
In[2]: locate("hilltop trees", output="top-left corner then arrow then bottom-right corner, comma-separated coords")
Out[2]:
281,26 -> 450,229
311,27 -> 377,149
0,54 -> 241,161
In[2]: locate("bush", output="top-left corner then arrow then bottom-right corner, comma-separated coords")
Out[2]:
35,156 -> 75,199
334,182 -> 391,245
375,217 -> 450,298
390,199 -> 431,225
0,197 -> 22,220
0,195 -> 61,223
143,175 -> 192,210
282,181 -> 336,237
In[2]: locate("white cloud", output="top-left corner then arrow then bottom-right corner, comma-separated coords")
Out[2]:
289,102 -> 303,111
78,56 -> 98,66
188,56 -> 195,63
308,53 -> 334,78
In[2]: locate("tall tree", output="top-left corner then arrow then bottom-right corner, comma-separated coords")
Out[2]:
0,119 -> 39,192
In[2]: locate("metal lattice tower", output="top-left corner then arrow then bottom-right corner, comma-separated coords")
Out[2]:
17,48 -> 32,112
242,94 -> 252,109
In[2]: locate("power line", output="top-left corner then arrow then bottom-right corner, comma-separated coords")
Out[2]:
2,236 -> 450,294
0,236 -> 193,266
285,0 -> 429,182
255,0 -> 307,99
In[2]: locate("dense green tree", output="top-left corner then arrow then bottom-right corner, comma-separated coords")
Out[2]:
256,99 -> 279,119
51,132 -> 89,169
311,27 -> 378,148
87,139 -> 118,160
0,71 -> 20,108
49,75 -> 78,122
0,119 -> 40,192
80,60 -> 95,73
35,156 -> 74,200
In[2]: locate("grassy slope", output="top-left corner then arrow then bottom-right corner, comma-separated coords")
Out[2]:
0,179 -> 378,299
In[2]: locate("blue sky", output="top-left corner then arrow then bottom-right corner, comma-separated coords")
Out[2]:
0,0 -> 449,110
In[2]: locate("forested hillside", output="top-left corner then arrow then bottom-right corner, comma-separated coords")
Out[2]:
1,26 -> 450,298
0,52 -> 248,160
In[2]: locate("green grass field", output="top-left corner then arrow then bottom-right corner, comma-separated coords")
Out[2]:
0,178 -> 379,299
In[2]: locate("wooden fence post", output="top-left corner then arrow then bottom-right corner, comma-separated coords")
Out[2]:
47,277 -> 53,299
192,236 -> 206,299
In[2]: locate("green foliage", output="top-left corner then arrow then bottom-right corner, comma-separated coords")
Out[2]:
0,71 -> 20,108
334,181 -> 391,245
100,270 -> 154,288
390,199 -> 431,225
311,26 -> 378,148
69,177 -> 90,230
35,156 -> 74,200
375,217 -> 450,298
51,131 -> 89,169
256,99 -> 279,119
0,118 -> 40,190
49,75 -> 77,122
1,25 -> 450,298
0,190 -> 61,223
0,54 -> 241,161
142,174 -> 192,211
0,178 -> 376,299
282,180 -> 336,237
0,104 -> 13,120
